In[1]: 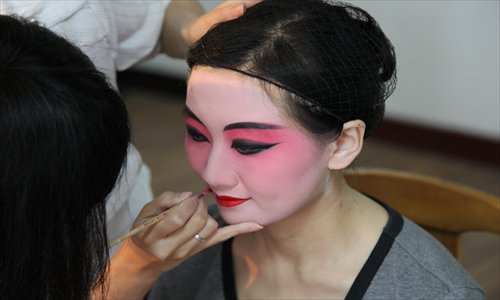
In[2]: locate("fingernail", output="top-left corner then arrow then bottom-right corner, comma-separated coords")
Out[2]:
250,224 -> 263,231
176,192 -> 193,200
233,3 -> 245,15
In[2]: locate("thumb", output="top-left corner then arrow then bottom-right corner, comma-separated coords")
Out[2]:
203,222 -> 263,249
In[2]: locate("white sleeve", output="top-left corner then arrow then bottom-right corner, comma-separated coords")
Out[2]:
95,1 -> 171,72
1,0 -> 170,87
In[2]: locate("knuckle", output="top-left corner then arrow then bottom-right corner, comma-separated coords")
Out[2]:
172,248 -> 190,260
206,218 -> 219,231
167,214 -> 187,229
191,213 -> 208,229
158,191 -> 175,199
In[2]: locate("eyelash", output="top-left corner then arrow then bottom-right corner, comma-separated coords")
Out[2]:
186,126 -> 279,155
186,126 -> 209,142
231,139 -> 279,155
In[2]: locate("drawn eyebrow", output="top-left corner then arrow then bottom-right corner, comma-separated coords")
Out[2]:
224,122 -> 283,131
183,106 -> 204,125
184,106 -> 282,131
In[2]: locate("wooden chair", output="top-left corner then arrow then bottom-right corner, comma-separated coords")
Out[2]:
344,168 -> 500,260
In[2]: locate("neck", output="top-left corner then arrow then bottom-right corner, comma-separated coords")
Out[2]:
232,172 -> 389,298
240,172 -> 372,264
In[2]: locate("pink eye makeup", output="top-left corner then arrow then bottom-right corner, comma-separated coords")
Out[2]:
186,125 -> 209,143
184,106 -> 285,156
184,107 -> 211,143
225,126 -> 285,156
225,122 -> 284,155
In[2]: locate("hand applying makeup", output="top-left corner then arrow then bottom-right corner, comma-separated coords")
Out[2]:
162,0 -> 263,58
104,190 -> 262,300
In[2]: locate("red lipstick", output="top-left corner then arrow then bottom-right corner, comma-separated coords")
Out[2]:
215,194 -> 250,207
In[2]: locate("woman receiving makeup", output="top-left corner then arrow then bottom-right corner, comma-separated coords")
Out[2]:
144,0 -> 484,299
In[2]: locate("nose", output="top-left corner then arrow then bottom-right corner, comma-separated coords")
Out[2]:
201,143 -> 239,190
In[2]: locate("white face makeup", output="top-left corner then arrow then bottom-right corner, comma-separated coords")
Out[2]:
184,67 -> 332,226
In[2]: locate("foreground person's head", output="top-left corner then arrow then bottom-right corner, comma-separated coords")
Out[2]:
0,15 -> 130,299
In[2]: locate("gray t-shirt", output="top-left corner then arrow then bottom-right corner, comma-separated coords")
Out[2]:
147,200 -> 484,299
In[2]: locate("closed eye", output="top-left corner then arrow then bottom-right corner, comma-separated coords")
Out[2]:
186,125 -> 209,143
231,139 -> 279,155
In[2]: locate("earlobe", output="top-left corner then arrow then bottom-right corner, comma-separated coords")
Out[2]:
327,120 -> 366,170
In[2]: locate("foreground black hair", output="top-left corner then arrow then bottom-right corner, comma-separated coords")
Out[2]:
0,15 -> 130,299
188,0 -> 396,140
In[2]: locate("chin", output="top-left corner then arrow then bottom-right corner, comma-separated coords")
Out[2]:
218,207 -> 260,225
219,208 -> 253,225
219,208 -> 280,227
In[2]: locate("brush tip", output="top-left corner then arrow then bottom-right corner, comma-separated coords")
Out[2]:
198,187 -> 212,198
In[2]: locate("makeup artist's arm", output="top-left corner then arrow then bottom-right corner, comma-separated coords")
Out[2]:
100,191 -> 262,300
161,0 -> 261,58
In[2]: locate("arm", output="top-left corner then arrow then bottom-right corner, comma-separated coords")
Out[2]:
97,191 -> 262,300
161,0 -> 261,58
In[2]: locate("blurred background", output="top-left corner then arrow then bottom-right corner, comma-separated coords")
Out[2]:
117,0 -> 499,298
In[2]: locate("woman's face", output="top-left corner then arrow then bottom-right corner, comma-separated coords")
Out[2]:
184,67 -> 332,226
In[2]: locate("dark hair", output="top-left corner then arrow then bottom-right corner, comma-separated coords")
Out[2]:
0,15 -> 130,299
188,0 -> 396,140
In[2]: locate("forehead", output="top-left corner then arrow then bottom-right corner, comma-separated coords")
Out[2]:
187,67 -> 284,124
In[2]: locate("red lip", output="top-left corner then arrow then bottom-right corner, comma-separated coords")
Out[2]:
215,195 -> 250,207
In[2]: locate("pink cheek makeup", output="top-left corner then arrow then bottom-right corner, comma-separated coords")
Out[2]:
184,137 -> 208,175
184,117 -> 211,175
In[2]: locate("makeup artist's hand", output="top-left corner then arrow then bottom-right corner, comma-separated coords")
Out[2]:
104,191 -> 261,300
181,0 -> 262,45
131,191 -> 262,272
162,0 -> 262,58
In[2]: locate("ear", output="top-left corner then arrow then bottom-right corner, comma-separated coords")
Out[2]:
327,120 -> 366,170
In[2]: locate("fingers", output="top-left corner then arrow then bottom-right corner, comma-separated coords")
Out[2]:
217,0 -> 263,20
170,214 -> 219,258
183,2 -> 241,45
138,194 -> 203,245
183,0 -> 263,46
156,198 -> 208,245
207,221 -> 263,247
128,189 -> 264,272
218,2 -> 245,19
188,221 -> 263,257
241,0 -> 263,8
136,191 -> 194,220
131,192 -> 201,258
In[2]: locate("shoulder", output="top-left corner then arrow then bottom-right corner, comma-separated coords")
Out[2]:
366,217 -> 484,299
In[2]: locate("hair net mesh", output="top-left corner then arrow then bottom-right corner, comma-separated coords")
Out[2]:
189,0 -> 397,124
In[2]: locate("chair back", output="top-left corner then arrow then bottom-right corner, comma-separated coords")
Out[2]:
344,168 -> 500,260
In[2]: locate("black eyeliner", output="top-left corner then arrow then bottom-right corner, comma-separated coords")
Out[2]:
231,139 -> 280,155
186,125 -> 209,142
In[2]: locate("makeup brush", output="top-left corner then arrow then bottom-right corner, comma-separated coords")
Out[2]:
108,188 -> 211,248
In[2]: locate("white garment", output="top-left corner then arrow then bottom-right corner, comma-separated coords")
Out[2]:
1,0 -> 170,245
